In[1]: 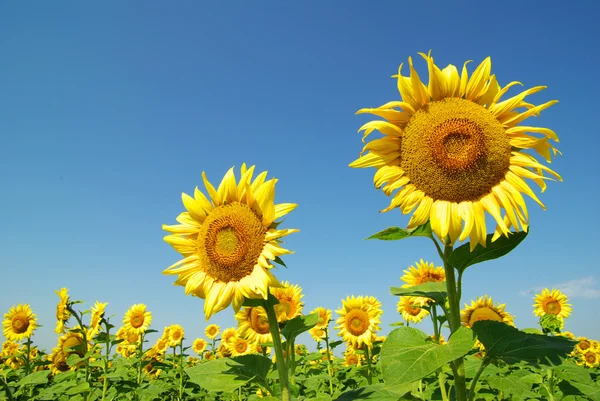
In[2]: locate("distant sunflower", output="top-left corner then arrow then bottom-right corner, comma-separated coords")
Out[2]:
533,288 -> 572,319
50,347 -> 70,374
401,260 -> 445,287
576,337 -> 592,354
582,350 -> 599,368
344,349 -> 361,367
88,301 -> 108,340
205,324 -> 220,340
461,295 -> 514,328
153,336 -> 169,354
59,331 -> 87,361
271,281 -> 304,323
397,296 -> 429,324
311,306 -> 332,328
192,338 -> 207,354
229,335 -> 256,357
335,296 -> 382,348
235,307 -> 272,344
309,326 -> 326,342
126,330 -> 140,344
162,164 -> 299,319
221,327 -> 237,347
168,324 -> 184,347
350,52 -> 561,248
123,304 -> 152,335
217,343 -> 232,358
55,288 -> 70,334
2,303 -> 38,342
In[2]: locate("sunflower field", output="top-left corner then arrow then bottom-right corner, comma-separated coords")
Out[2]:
2,53 -> 600,401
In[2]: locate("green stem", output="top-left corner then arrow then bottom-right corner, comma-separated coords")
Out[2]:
137,333 -> 146,389
546,368 -> 557,401
364,346 -> 373,385
263,298 -> 290,401
101,320 -> 111,401
178,343 -> 184,401
324,329 -> 335,396
289,339 -> 297,386
468,359 -> 490,401
67,306 -> 90,401
431,306 -> 448,401
0,374 -> 13,401
438,370 -> 449,401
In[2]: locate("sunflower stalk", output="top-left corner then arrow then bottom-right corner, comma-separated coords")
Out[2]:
178,342 -> 185,401
431,306 -> 449,401
0,374 -> 14,401
101,319 -> 111,401
468,358 -> 490,401
67,304 -> 91,401
364,345 -> 373,385
262,297 -> 291,401
323,328 -> 335,396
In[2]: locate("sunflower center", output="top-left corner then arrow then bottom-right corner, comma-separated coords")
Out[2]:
11,314 -> 29,334
585,352 -> 596,364
468,307 -> 504,327
235,340 -> 248,353
127,332 -> 140,343
172,331 -> 182,341
250,308 -> 271,335
131,313 -> 145,329
345,309 -> 369,336
545,300 -> 561,315
419,272 -> 445,284
198,202 -> 266,282
62,336 -> 85,357
578,340 -> 591,351
407,305 -> 422,316
401,98 -> 511,202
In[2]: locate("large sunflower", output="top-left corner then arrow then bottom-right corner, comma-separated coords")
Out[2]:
350,52 -> 561,248
271,281 -> 304,323
123,304 -> 152,335
335,296 -> 382,348
163,164 -> 298,319
2,304 -> 38,342
461,295 -> 514,328
235,307 -> 272,344
533,288 -> 572,319
401,259 -> 445,287
397,296 -> 429,324
55,288 -> 70,334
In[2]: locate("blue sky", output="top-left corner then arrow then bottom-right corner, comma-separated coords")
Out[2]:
1,1 -> 599,353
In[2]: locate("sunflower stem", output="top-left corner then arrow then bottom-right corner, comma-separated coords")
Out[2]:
323,328 -> 335,396
263,297 -> 291,401
0,373 -> 14,401
67,306 -> 90,401
101,320 -> 111,401
441,243 -> 468,401
545,368 -> 557,401
467,358 -> 489,401
288,338 -> 296,386
179,342 -> 185,401
364,345 -> 373,385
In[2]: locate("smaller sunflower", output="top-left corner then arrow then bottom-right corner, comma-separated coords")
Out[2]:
2,340 -> 19,357
205,324 -> 220,340
203,350 -> 214,360
49,347 -> 70,374
192,338 -> 207,354
344,350 -> 361,367
221,327 -> 237,347
123,304 -> 152,335
59,331 -> 87,358
217,343 -> 232,358
88,301 -> 108,340
153,336 -> 169,354
309,326 -> 326,342
533,288 -> 572,319
2,303 -> 38,342
229,335 -> 256,357
271,281 -> 304,323
235,307 -> 272,344
401,259 -> 445,287
397,296 -> 429,324
126,330 -> 140,344
55,288 -> 71,334
461,295 -> 514,328
311,306 -> 332,328
168,324 -> 184,347
582,350 -> 599,368
576,337 -> 592,354
187,356 -> 199,366
335,295 -> 382,348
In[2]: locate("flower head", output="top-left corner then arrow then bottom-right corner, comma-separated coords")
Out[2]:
2,304 -> 37,342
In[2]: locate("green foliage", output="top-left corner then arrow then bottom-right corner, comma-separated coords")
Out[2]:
281,313 -> 319,342
367,222 -> 432,241
390,282 -> 447,305
185,355 -> 272,393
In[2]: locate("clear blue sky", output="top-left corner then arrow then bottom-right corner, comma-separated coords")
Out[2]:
1,1 -> 599,352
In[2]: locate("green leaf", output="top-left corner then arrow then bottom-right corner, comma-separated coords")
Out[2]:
367,222 -> 432,241
185,355 -> 272,393
380,326 -> 475,388
486,372 -> 536,399
472,321 -> 577,365
390,282 -> 447,305
448,231 -> 528,273
16,370 -> 49,386
281,313 -> 319,341
334,384 -> 407,401
242,293 -> 279,308
329,340 -> 343,349
65,382 -> 90,395
273,256 -> 287,268
555,363 -> 600,400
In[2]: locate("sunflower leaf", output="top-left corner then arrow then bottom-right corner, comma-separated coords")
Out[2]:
390,282 -> 447,305
471,321 -> 577,365
380,326 -> 475,387
242,293 -> 279,308
272,256 -> 287,268
448,231 -> 528,273
17,370 -> 50,386
185,355 -> 272,393
334,384 -> 413,400
281,313 -> 319,341
366,222 -> 432,241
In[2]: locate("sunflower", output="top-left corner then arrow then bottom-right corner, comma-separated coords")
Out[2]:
59,331 -> 87,358
205,324 -> 220,340
203,350 -> 214,360
576,337 -> 592,354
235,307 -> 272,344
168,324 -> 184,347
401,259 -> 445,287
229,335 -> 256,357
461,295 -> 514,328
192,338 -> 207,354
2,340 -> 19,357
217,343 -> 232,358
271,281 -> 304,323
335,296 -> 382,348
311,307 -> 332,328
55,288 -> 70,334
162,164 -> 299,319
344,349 -> 361,367
533,288 -> 572,319
49,347 -> 70,374
88,301 -> 108,340
153,336 -> 169,354
397,296 -> 429,324
123,304 -> 152,335
309,326 -> 326,342
221,327 -> 237,347
2,303 -> 38,342
256,343 -> 271,355
582,350 -> 599,368
350,52 -> 561,248
125,330 -> 140,345
187,356 -> 199,366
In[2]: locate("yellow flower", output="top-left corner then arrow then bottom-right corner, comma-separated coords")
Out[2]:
88,301 -> 108,340
153,336 -> 169,354
168,324 -> 184,347
221,327 -> 237,347
2,303 -> 38,342
311,307 -> 332,328
217,343 -> 232,358
309,326 -> 326,342
229,335 -> 256,357
401,260 -> 445,287
59,331 -> 87,359
582,350 -> 599,368
123,304 -> 152,334
205,324 -> 220,340
203,350 -> 214,360
55,288 -> 70,334
49,347 -> 70,374
192,338 -> 207,354
335,296 -> 382,348
397,296 -> 429,324
187,356 -> 199,366
461,295 -> 514,328
162,164 -> 299,319
576,337 -> 592,354
344,349 -> 361,367
533,288 -> 572,319
235,307 -> 272,345
125,330 -> 140,344
560,331 -> 576,340
2,340 -> 19,357
350,52 -> 561,249
271,281 -> 304,323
